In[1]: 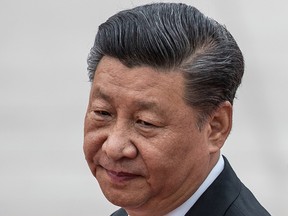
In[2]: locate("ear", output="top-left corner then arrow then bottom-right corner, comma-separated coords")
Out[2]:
207,101 -> 232,153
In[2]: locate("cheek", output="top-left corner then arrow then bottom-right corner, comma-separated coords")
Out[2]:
138,147 -> 189,199
83,118 -> 106,163
83,129 -> 108,177
83,132 -> 98,159
137,136 -> 184,183
140,131 -> 207,183
84,131 -> 108,156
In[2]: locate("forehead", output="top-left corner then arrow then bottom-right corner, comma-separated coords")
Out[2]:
91,56 -> 185,101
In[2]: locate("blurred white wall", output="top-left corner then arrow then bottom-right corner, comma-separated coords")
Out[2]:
0,0 -> 287,215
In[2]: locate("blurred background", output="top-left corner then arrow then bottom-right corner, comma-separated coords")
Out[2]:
0,0 -> 287,215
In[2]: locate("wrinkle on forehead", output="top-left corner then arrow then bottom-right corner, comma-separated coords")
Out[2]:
91,56 -> 187,110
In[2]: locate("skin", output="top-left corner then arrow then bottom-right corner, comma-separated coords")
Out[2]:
83,56 -> 232,216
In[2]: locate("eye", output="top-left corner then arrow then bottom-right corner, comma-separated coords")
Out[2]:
93,110 -> 112,119
136,119 -> 155,128
95,110 -> 110,116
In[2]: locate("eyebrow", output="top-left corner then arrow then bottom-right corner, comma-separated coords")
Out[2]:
92,87 -> 163,114
135,100 -> 159,111
92,87 -> 112,102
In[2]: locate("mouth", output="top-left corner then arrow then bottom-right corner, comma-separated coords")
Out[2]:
105,168 -> 141,182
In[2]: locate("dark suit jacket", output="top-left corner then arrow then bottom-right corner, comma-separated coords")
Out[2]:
110,157 -> 271,216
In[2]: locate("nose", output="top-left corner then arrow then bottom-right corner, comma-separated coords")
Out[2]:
102,123 -> 138,161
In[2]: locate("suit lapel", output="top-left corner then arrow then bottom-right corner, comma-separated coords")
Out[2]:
185,157 -> 241,216
110,208 -> 128,216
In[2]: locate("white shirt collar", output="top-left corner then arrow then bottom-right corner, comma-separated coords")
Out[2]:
165,155 -> 225,216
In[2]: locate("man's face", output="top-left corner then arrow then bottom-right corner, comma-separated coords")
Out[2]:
84,56 -> 213,214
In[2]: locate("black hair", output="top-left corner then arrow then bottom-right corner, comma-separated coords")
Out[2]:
87,3 -> 244,126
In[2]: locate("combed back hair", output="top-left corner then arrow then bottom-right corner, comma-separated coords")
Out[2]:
87,3 -> 244,126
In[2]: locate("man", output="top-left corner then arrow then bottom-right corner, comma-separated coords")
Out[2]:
83,3 -> 270,216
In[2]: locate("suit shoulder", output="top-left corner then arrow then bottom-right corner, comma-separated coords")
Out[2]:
110,208 -> 127,216
225,183 -> 271,216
